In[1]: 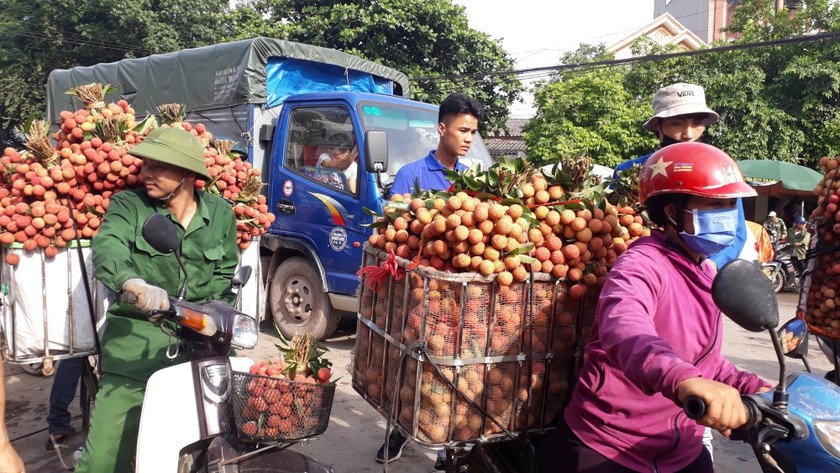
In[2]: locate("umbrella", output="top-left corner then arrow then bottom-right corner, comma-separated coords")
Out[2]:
737,159 -> 823,192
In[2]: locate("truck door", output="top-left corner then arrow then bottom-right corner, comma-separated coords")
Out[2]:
269,104 -> 369,296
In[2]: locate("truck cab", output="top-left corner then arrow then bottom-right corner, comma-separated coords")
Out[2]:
262,92 -> 492,339
45,37 -> 494,340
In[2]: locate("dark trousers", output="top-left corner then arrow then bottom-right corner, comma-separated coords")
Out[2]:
46,357 -> 84,433
792,258 -> 805,278
535,419 -> 714,473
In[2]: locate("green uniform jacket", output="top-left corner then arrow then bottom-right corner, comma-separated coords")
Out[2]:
787,227 -> 810,261
91,188 -> 238,382
764,219 -> 787,241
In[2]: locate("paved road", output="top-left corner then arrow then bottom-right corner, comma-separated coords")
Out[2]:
5,291 -> 835,472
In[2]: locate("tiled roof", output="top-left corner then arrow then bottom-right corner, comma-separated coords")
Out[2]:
491,118 -> 530,138
485,138 -> 527,155
485,118 -> 529,156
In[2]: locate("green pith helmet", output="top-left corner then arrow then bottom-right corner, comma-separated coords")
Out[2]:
130,127 -> 211,179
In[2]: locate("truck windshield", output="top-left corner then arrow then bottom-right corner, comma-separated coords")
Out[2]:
357,101 -> 493,184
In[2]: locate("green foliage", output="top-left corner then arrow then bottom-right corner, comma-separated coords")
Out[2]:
446,156 -> 537,199
221,0 -> 522,133
527,0 -> 840,169
274,329 -> 332,381
0,0 -> 228,147
1,0 -> 520,147
524,46 -> 656,167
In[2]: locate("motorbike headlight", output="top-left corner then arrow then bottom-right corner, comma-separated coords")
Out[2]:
814,420 -> 840,459
231,313 -> 258,349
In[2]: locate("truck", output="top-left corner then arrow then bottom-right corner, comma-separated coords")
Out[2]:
46,37 -> 493,340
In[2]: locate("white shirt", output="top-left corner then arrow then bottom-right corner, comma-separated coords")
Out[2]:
317,152 -> 357,189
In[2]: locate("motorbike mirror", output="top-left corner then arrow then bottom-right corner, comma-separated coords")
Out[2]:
231,266 -> 252,291
141,213 -> 188,300
712,259 -> 779,332
778,318 -> 809,358
141,213 -> 180,254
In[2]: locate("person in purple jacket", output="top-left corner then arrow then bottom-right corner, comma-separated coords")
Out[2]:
542,142 -> 771,473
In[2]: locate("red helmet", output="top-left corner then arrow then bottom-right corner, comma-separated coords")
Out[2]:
638,142 -> 756,204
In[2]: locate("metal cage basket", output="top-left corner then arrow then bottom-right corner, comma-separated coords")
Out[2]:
231,371 -> 335,442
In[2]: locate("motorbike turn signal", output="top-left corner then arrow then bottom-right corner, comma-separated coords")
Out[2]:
180,308 -> 219,337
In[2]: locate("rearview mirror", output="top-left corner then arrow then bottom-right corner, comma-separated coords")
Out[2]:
141,213 -> 180,254
712,259 -> 779,332
364,130 -> 389,174
778,318 -> 809,358
231,266 -> 252,291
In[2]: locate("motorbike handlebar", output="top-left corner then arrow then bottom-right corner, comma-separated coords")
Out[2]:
684,396 -> 706,420
683,395 -> 761,432
120,291 -> 179,319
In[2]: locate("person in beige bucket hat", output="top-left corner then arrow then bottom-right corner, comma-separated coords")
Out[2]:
616,82 -> 749,269
642,83 -> 719,133
615,83 -> 719,177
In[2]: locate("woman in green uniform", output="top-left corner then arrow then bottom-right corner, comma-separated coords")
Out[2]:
74,127 -> 239,473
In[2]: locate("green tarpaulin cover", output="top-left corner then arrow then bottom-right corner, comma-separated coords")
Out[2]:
46,37 -> 409,123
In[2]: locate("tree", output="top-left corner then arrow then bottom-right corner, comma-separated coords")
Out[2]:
524,46 -> 656,167
0,0 -> 228,147
698,0 -> 840,166
526,0 -> 840,168
221,0 -> 521,133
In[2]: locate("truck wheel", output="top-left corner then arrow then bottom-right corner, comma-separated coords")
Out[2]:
270,257 -> 341,341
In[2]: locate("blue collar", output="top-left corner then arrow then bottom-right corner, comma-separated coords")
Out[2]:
425,151 -> 464,171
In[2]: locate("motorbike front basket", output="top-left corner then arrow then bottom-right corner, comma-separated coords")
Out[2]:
230,371 -> 336,442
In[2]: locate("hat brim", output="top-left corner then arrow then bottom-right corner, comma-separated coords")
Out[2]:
643,105 -> 719,132
130,143 -> 211,180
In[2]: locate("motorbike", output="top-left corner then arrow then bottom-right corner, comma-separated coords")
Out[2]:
763,241 -> 801,293
684,259 -> 840,473
451,260 -> 840,473
133,213 -> 333,473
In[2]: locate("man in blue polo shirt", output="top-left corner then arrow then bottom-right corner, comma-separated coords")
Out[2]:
388,92 -> 483,198
378,93 -> 483,471
614,82 -> 748,270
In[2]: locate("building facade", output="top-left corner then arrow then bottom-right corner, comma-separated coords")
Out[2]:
653,0 -> 738,42
654,0 -> 801,43
607,13 -> 705,59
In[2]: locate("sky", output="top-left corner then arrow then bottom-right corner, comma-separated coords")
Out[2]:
228,0 -> 657,117
452,0 -> 655,117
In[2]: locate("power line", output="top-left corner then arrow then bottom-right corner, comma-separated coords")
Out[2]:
3,30 -> 152,55
504,3 -> 750,65
411,30 -> 840,83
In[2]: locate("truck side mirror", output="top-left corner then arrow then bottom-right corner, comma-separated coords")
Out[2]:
364,130 -> 388,174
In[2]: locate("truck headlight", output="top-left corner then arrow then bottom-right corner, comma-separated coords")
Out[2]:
814,420 -> 840,459
231,313 -> 258,349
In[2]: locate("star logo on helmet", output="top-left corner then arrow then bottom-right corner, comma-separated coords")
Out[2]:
649,156 -> 672,178
721,165 -> 738,183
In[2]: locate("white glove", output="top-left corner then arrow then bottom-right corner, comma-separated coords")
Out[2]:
121,278 -> 170,316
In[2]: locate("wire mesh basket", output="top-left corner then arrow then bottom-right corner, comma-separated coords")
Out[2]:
352,245 -> 594,446
231,371 -> 335,441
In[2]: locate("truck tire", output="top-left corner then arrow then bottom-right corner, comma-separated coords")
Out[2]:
270,257 -> 341,341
